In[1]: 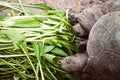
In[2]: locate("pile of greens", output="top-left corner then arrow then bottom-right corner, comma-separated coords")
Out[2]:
0,1 -> 77,80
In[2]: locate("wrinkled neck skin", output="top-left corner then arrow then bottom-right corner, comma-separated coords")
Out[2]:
73,53 -> 88,72
70,53 -> 89,80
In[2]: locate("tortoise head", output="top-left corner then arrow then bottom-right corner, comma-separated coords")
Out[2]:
58,53 -> 88,72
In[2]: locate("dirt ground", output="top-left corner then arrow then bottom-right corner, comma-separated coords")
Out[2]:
5,0 -> 108,13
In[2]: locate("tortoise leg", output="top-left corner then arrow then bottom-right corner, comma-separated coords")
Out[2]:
58,53 -> 88,72
72,23 -> 89,38
77,39 -> 88,53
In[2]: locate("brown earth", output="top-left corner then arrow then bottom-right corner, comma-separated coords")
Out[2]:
4,0 -> 108,13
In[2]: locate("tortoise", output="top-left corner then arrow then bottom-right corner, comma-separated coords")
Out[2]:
59,11 -> 120,80
70,0 -> 120,38
68,0 -> 120,53
58,0 -> 120,80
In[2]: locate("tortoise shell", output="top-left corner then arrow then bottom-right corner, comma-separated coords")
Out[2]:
84,11 -> 120,80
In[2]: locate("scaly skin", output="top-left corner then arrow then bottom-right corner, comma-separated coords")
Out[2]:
58,53 -> 88,72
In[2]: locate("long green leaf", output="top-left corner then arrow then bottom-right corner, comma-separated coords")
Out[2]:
0,1 -> 22,12
51,47 -> 68,57
33,42 -> 45,80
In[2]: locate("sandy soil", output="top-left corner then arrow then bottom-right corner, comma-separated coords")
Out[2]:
8,0 -> 108,13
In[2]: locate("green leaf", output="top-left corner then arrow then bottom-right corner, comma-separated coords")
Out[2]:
1,17 -> 40,28
0,1 -> 22,12
0,2 -> 77,79
43,45 -> 55,53
33,42 -> 40,60
42,54 -> 56,64
0,14 -> 7,21
14,17 -> 40,28
45,65 -> 57,80
1,30 -> 25,49
51,47 -> 68,57
33,41 -> 45,80
65,74 -> 77,80
58,35 -> 69,40
29,4 -> 54,10
33,42 -> 44,60
45,10 -> 66,17
43,19 -> 59,25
